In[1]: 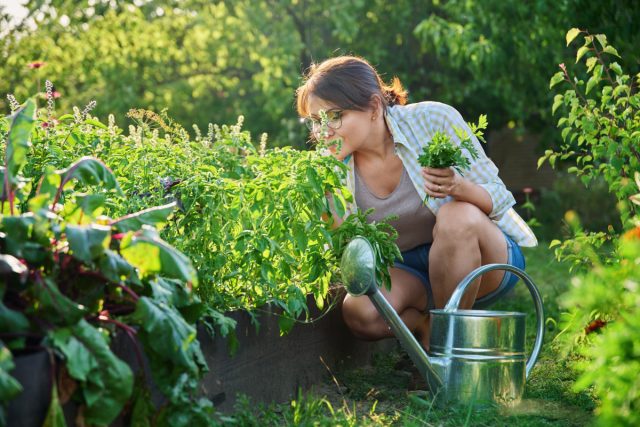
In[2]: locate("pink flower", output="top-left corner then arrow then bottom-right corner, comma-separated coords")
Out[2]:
28,61 -> 46,69
41,119 -> 59,128
52,91 -> 61,98
523,187 -> 533,194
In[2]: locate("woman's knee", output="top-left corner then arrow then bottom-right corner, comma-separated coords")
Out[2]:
342,296 -> 386,339
434,201 -> 486,240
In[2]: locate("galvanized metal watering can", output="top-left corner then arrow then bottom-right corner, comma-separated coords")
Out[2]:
340,236 -> 544,407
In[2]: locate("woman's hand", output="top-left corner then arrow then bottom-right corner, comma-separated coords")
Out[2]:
422,166 -> 463,199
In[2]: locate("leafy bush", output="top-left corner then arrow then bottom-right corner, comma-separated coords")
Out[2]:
545,29 -> 640,426
557,225 -> 640,426
0,99 -> 213,424
545,29 -> 639,224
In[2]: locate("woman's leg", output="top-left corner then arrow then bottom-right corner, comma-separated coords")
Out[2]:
428,201 -> 509,309
342,267 -> 431,347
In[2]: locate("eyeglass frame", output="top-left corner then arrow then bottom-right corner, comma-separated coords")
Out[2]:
301,109 -> 344,132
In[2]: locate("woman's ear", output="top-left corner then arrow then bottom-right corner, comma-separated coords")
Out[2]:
369,94 -> 384,120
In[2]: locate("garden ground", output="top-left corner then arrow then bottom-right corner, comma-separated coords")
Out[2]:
220,243 -> 597,426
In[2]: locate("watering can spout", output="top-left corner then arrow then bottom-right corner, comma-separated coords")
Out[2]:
341,237 -> 445,391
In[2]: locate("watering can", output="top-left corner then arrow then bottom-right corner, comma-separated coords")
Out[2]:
340,236 -> 544,407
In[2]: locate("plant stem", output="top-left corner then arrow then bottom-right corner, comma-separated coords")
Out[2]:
97,315 -> 146,374
117,282 -> 140,302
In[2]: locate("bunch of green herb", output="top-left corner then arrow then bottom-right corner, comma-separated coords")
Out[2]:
332,208 -> 402,291
417,115 -> 487,201
417,115 -> 487,172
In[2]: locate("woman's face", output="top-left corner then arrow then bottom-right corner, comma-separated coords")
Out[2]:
305,94 -> 374,161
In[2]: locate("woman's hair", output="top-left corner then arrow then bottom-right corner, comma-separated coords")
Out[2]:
296,56 -> 408,117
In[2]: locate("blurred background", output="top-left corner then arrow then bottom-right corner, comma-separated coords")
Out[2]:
1,0 -> 637,238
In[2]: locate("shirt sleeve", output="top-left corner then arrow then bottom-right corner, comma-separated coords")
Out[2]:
426,103 -> 515,220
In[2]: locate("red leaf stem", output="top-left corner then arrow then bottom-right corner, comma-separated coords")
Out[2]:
97,314 -> 146,373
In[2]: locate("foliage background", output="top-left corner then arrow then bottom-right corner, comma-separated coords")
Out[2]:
1,0 -> 639,151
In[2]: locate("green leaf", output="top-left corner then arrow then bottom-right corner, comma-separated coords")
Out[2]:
549,72 -> 564,89
111,202 -> 176,232
0,342 -> 22,401
609,62 -> 623,75
602,45 -> 620,57
612,84 -> 629,98
566,28 -> 581,46
549,240 -> 562,248
49,320 -> 133,426
305,167 -> 323,194
0,300 -> 29,332
585,75 -> 599,95
552,94 -> 563,115
595,34 -> 607,49
130,377 -> 154,427
331,192 -> 346,219
5,98 -> 36,186
148,277 -> 204,323
537,156 -> 547,169
42,383 -> 68,427
58,156 -> 122,194
130,297 -> 206,392
120,228 -> 198,286
66,224 -> 111,264
27,194 -> 52,213
278,314 -> 296,334
576,46 -> 590,63
585,57 -> 598,73
84,118 -> 107,129
35,166 -> 62,201
98,249 -> 137,283
30,277 -> 87,325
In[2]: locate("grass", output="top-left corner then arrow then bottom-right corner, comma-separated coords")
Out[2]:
216,243 -> 597,426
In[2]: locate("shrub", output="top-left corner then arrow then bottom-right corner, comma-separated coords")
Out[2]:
546,29 -> 640,426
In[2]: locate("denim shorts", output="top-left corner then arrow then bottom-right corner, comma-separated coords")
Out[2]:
393,232 -> 525,311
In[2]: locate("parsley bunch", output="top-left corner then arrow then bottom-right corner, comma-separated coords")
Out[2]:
417,114 -> 488,173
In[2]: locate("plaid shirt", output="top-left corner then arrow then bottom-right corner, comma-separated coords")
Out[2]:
341,101 -> 538,247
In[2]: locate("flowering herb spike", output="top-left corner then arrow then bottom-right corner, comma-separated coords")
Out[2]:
313,109 -> 343,156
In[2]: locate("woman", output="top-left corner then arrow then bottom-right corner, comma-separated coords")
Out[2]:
296,56 -> 537,348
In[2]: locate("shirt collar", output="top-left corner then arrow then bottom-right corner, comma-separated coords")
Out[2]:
384,105 -> 409,149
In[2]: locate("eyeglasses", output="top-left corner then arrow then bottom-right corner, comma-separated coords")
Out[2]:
301,109 -> 344,132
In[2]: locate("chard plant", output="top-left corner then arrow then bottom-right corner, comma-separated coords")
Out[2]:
0,98 -> 214,426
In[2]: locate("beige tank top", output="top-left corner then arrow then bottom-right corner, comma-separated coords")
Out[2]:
354,164 -> 436,251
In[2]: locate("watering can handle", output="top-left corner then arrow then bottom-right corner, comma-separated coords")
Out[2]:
443,263 -> 545,379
